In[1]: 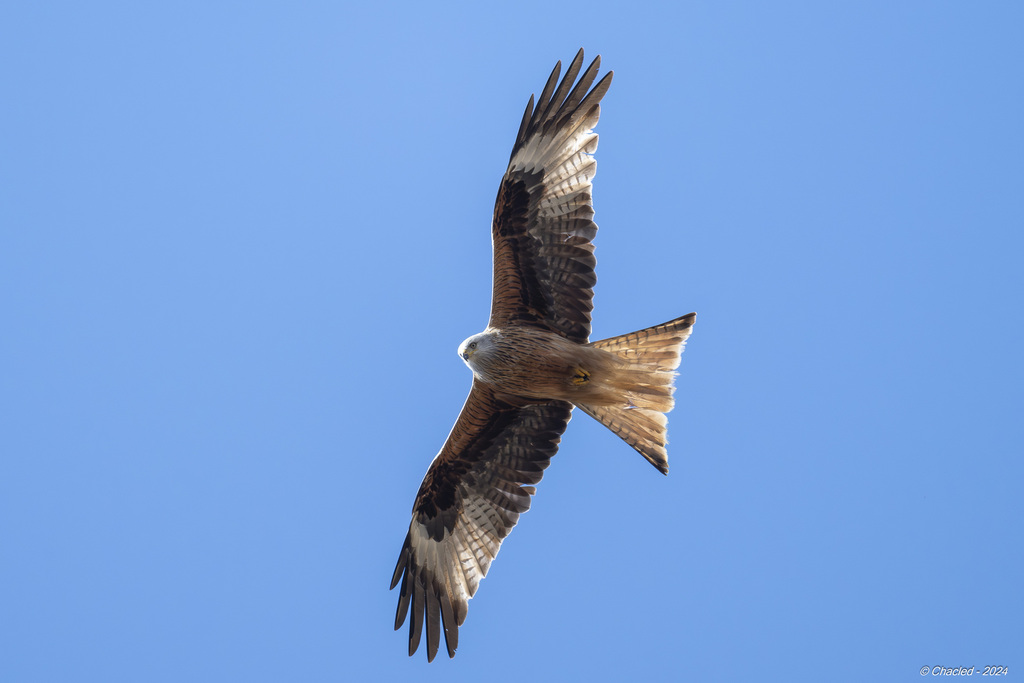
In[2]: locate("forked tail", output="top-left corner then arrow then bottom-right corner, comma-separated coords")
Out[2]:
577,313 -> 696,474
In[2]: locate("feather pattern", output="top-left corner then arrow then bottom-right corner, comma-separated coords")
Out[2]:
390,51 -> 696,664
391,381 -> 572,661
489,48 -> 613,343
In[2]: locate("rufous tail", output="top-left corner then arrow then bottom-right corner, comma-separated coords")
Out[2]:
577,313 -> 696,474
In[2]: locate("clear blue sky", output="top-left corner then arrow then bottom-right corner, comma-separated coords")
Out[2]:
2,2 -> 1021,681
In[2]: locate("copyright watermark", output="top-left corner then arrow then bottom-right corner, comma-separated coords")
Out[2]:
920,665 -> 1009,676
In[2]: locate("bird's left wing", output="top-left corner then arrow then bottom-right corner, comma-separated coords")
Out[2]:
488,49 -> 613,343
390,380 -> 572,661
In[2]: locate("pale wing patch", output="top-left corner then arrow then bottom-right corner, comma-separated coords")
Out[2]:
405,489 -> 522,618
393,395 -> 573,661
488,50 -> 611,343
510,117 -> 601,225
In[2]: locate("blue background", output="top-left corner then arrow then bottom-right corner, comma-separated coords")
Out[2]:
2,2 -> 1021,681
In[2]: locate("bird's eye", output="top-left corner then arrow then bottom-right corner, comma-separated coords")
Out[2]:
469,342 -> 477,349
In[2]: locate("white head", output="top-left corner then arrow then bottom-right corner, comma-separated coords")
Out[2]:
457,330 -> 498,373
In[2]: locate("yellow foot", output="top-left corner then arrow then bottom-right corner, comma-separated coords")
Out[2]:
572,367 -> 591,385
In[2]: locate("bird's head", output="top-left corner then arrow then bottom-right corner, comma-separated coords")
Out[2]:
457,330 -> 497,371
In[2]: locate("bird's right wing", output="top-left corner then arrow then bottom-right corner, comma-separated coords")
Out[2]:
390,380 -> 573,661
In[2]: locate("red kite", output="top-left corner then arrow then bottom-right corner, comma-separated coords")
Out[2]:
391,49 -> 696,661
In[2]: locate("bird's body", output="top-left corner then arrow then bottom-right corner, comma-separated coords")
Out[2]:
460,322 -> 690,416
460,326 -> 609,401
390,50 -> 697,662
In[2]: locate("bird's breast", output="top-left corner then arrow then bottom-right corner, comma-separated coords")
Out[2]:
470,327 -> 608,402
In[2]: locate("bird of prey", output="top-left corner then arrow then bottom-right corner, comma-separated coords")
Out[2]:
390,49 -> 696,662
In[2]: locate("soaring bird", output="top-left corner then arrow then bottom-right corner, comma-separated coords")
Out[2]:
390,49 -> 696,661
